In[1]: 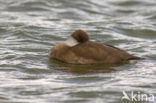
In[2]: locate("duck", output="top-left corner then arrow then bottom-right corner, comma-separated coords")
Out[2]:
50,30 -> 141,64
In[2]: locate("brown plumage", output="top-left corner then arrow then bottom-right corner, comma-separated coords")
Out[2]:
71,30 -> 89,43
50,30 -> 142,64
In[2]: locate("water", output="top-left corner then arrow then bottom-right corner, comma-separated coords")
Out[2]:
0,0 -> 156,103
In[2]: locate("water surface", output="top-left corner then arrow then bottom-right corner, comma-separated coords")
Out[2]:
0,0 -> 156,103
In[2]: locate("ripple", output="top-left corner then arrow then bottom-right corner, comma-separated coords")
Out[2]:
6,0 -> 51,12
0,0 -> 156,103
110,0 -> 143,6
116,28 -> 156,40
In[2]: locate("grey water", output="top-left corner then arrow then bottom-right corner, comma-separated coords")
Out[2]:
0,0 -> 156,103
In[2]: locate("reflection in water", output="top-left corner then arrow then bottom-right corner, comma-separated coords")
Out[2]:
49,59 -> 119,74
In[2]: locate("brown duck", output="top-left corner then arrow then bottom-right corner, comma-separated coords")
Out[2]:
50,30 -> 141,64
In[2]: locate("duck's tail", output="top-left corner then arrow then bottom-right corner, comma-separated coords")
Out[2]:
127,56 -> 144,63
127,56 -> 144,60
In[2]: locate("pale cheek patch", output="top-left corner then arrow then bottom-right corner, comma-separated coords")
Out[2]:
64,36 -> 79,47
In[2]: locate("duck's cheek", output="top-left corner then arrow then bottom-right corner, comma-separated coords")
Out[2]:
64,36 -> 79,47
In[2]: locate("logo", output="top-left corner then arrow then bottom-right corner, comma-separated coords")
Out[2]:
121,91 -> 155,102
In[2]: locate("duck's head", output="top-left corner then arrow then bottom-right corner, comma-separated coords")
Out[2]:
65,30 -> 89,47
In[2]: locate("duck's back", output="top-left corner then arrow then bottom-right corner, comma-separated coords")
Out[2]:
67,41 -> 140,64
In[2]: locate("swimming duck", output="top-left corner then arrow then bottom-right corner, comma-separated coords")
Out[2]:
50,30 -> 141,64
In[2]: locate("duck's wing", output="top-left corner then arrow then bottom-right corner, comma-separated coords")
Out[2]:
70,41 -> 110,60
105,44 -> 142,60
71,41 -> 141,62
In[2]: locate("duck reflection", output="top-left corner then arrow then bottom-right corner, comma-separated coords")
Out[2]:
48,59 -> 122,74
